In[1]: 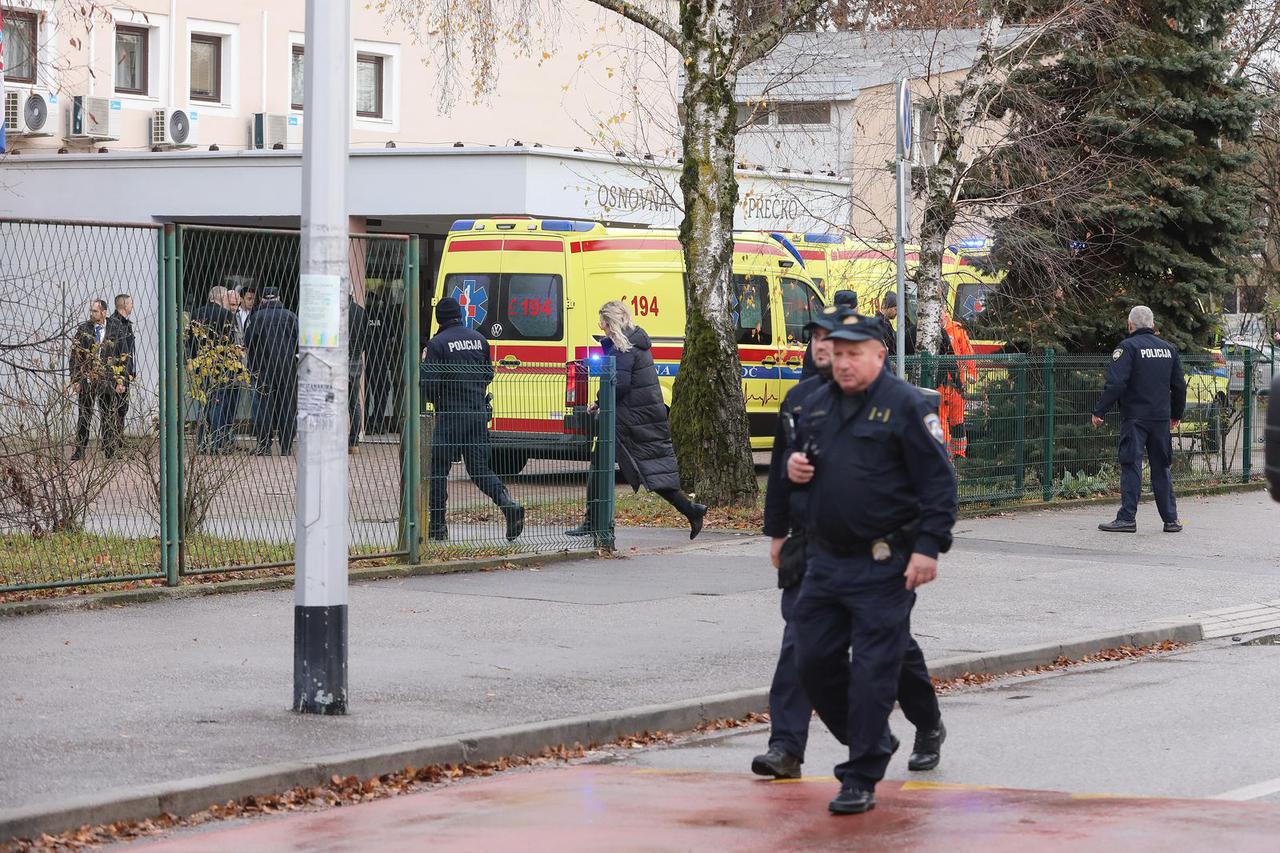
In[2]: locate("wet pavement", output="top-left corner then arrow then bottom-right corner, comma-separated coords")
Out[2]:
129,766 -> 1280,852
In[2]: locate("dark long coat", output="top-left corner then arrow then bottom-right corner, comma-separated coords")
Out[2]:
604,326 -> 680,493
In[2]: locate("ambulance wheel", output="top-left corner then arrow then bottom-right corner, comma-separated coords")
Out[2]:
491,449 -> 529,477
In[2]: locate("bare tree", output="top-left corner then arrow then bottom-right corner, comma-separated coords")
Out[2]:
379,0 -> 843,505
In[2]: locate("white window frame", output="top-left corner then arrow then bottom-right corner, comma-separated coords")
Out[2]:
911,103 -> 941,168
109,7 -> 168,105
352,39 -> 399,132
185,18 -> 239,113
288,31 -> 305,115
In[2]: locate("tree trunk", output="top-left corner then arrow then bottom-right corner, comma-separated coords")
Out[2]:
916,173 -> 955,355
667,0 -> 757,507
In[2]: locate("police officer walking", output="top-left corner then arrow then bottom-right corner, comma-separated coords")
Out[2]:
786,313 -> 956,815
1092,306 -> 1186,533
421,297 -> 524,542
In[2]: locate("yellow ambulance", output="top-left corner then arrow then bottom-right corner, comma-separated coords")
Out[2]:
786,234 -> 901,309
432,218 -> 827,473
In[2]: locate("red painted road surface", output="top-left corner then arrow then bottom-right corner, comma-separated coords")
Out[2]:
135,766 -> 1280,852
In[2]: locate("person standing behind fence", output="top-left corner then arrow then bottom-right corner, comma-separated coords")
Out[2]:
70,299 -> 128,460
245,287 -> 299,456
878,293 -> 916,357
421,297 -> 524,542
347,295 -> 368,452
365,288 -> 401,435
107,293 -> 137,446
567,300 -> 707,540
188,285 -> 236,453
1092,305 -> 1187,534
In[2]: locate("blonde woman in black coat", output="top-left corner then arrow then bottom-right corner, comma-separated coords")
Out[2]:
568,300 -> 707,539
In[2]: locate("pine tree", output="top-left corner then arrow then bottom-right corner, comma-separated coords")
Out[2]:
978,0 -> 1264,352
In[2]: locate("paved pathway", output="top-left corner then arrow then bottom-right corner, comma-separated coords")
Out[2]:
1,491 -> 1277,816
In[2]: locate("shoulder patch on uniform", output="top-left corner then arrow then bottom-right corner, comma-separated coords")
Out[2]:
924,413 -> 945,444
1112,348 -> 1124,361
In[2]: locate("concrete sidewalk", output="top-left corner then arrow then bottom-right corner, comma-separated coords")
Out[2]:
2,491 -> 1277,826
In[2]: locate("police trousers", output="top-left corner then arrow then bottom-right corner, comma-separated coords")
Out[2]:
1118,418 -> 1177,523
428,413 -> 510,530
793,546 -> 940,790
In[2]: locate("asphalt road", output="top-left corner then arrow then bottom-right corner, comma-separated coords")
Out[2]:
597,636 -> 1280,803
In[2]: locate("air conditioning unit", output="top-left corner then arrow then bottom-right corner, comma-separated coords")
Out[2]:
3,90 -> 57,136
152,107 -> 199,148
249,112 -> 291,149
65,95 -> 122,141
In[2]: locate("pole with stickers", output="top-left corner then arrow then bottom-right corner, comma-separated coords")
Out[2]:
293,0 -> 351,716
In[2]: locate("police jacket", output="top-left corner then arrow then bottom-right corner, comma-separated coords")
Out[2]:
763,374 -> 825,537
244,301 -> 298,388
1092,328 -> 1187,421
421,319 -> 493,415
792,371 -> 958,558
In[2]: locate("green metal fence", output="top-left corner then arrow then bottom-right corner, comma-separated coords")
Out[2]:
909,351 -> 1265,505
420,359 -> 617,557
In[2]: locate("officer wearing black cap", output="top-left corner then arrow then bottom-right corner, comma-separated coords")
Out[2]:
801,293 -> 858,379
786,313 -> 956,816
1091,306 -> 1186,533
421,297 -> 524,542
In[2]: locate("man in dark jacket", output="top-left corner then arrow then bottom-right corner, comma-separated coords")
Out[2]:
421,297 -> 524,541
348,295 -> 369,451
189,285 -> 237,452
1267,372 -> 1280,502
878,293 -> 916,357
1092,306 -> 1187,533
245,287 -> 299,456
107,293 -> 137,446
70,299 -> 129,460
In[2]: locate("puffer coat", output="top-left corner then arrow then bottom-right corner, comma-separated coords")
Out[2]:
603,326 -> 681,493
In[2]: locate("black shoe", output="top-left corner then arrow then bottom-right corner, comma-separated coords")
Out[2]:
751,748 -> 802,780
70,448 -> 85,462
687,503 -> 708,540
1163,521 -> 1183,533
829,786 -> 875,815
908,721 -> 946,771
1098,519 -> 1137,533
565,521 -> 593,537
427,527 -> 448,542
503,503 -> 525,541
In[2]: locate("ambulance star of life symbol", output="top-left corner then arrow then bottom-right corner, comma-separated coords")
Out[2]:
452,280 -> 488,329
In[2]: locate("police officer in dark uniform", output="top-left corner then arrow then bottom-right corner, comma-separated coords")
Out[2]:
1267,372 -> 1280,503
786,313 -> 957,815
1092,306 -> 1187,533
421,297 -> 524,542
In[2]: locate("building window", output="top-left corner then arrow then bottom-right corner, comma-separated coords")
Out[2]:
291,45 -> 305,110
189,34 -> 222,102
1,8 -> 38,84
736,102 -> 770,128
776,101 -> 830,126
912,104 -> 940,167
115,25 -> 149,95
356,53 -> 383,118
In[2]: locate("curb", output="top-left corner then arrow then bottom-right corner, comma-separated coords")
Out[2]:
0,620 -> 1204,842
961,481 -> 1267,518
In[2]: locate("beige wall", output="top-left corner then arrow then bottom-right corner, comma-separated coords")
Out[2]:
3,0 -> 680,155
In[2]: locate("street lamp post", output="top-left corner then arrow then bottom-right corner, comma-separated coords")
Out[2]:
293,0 -> 351,715
894,78 -> 912,378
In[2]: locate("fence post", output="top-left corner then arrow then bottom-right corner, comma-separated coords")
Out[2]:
1042,348 -> 1055,502
1243,347 -> 1254,483
594,356 -> 617,551
160,225 -> 182,585
1013,355 -> 1027,494
399,237 -> 422,563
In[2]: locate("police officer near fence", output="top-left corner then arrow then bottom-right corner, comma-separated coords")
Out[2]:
421,297 -> 525,543
1091,306 -> 1186,533
785,313 -> 956,816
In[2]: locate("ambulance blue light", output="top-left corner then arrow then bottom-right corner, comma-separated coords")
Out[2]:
450,219 -> 476,231
803,233 -> 843,244
768,233 -> 806,268
541,220 -> 595,232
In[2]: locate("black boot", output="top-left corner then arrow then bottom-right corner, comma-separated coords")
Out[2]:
502,502 -> 525,541
829,786 -> 875,815
908,721 -> 946,771
1098,518 -> 1136,533
686,503 -> 708,540
751,748 -> 802,780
